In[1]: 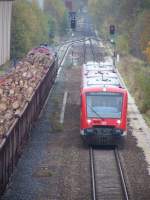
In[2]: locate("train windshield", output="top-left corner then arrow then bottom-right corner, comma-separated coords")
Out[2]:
86,92 -> 123,119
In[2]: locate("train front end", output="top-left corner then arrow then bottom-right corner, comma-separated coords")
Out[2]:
80,87 -> 128,146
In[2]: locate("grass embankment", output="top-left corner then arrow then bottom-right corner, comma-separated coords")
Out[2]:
118,56 -> 150,126
50,97 -> 64,132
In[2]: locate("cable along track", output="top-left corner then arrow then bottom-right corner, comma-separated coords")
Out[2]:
90,147 -> 129,200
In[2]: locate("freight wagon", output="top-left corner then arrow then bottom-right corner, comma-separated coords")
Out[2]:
0,46 -> 58,195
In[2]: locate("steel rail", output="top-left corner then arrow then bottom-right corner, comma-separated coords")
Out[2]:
90,147 -> 129,200
114,148 -> 129,200
58,36 -> 98,66
58,37 -> 85,46
58,38 -> 92,66
89,147 -> 96,200
83,37 -> 95,63
90,37 -> 105,63
40,38 -> 86,120
57,37 -> 91,55
58,43 -> 72,66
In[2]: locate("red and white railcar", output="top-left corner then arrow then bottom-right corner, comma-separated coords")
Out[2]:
80,60 -> 128,145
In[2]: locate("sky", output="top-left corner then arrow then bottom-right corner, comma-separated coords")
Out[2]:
37,0 -> 44,9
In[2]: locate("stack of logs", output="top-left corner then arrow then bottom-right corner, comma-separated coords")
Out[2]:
0,47 -> 54,139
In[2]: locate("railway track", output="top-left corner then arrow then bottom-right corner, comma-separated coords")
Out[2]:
82,36 -> 130,199
90,147 -> 129,200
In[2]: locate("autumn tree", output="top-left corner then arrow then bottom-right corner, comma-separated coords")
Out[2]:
44,0 -> 67,36
88,0 -> 150,59
11,0 -> 49,59
144,42 -> 150,63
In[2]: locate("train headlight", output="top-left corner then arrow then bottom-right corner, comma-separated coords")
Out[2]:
117,120 -> 121,125
87,119 -> 92,124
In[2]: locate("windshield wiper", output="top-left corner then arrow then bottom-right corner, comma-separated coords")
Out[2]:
87,104 -> 104,119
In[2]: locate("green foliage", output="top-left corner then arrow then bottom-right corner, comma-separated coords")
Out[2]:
11,0 -> 67,59
44,0 -> 68,36
144,41 -> 150,63
59,11 -> 68,35
141,0 -> 150,9
88,0 -> 150,59
118,57 -> 150,123
116,35 -> 129,55
47,15 -> 56,43
88,0 -> 117,42
11,0 -> 49,59
136,71 -> 150,112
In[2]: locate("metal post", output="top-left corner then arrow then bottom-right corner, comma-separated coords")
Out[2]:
72,45 -> 73,65
113,41 -> 116,67
110,36 -> 116,68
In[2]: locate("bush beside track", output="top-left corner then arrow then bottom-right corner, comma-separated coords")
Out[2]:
118,55 -> 150,126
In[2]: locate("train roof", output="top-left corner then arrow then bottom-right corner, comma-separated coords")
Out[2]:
82,59 -> 125,92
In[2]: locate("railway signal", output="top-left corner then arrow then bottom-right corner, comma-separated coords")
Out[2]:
109,25 -> 116,66
71,19 -> 76,29
69,11 -> 76,30
109,25 -> 115,35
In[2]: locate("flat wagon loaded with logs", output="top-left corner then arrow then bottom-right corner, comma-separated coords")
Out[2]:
0,46 -> 58,195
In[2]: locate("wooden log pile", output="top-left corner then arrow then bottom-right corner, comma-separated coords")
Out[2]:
0,47 -> 55,139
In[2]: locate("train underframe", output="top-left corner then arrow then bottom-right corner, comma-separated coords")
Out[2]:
80,126 -> 126,146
